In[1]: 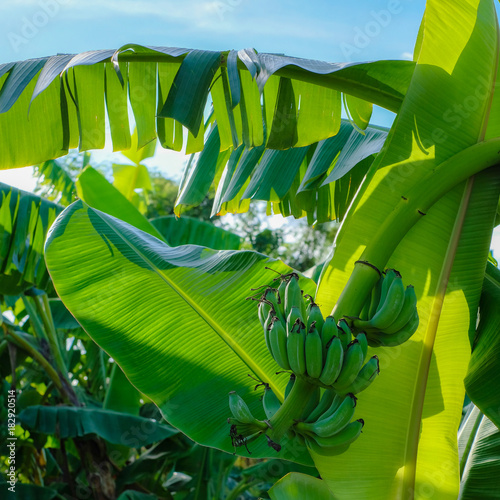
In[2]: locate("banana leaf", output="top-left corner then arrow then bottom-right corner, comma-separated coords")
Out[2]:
76,166 -> 166,242
44,201 -> 317,465
34,159 -> 76,206
150,215 -> 241,250
48,298 -> 81,330
465,262 -> 500,429
0,482 -> 64,500
177,119 -> 387,223
0,46 -> 413,169
18,405 -> 178,447
0,182 -> 62,294
458,404 -> 500,499
313,0 -> 500,498
116,492 -> 158,500
268,472 -> 334,500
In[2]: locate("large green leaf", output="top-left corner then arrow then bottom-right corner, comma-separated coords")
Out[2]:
314,0 -> 500,498
0,182 -> 62,294
34,159 -> 76,206
0,482 -> 63,500
48,298 -> 81,330
76,166 -> 166,242
268,473 -> 334,500
0,46 -> 413,169
150,215 -> 241,250
458,404 -> 500,499
465,262 -> 500,428
19,405 -> 178,446
180,120 -> 387,223
44,200 -> 316,464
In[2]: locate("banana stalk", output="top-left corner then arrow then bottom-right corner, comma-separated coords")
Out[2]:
331,138 -> 500,320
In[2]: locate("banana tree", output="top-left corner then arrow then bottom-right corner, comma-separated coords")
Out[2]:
0,183 -> 276,499
2,0 -> 500,498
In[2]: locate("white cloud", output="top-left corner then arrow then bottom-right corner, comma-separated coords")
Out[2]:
400,51 -> 413,60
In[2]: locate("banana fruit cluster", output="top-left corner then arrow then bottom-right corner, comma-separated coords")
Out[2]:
352,269 -> 419,347
228,377 -> 363,455
226,268 -> 418,456
292,391 -> 364,456
258,274 -> 380,395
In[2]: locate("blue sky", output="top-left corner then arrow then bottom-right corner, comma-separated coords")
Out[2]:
0,0 -> 427,186
1,0 -> 425,64
2,1 -> 500,253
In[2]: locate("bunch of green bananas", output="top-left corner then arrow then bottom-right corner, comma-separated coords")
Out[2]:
292,392 -> 364,455
352,269 -> 419,347
257,274 -> 380,395
226,268 -> 417,456
227,377 -> 363,455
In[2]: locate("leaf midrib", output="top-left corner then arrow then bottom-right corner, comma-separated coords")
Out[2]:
402,178 -> 476,496
91,204 -> 284,399
459,406 -> 484,479
401,8 -> 500,494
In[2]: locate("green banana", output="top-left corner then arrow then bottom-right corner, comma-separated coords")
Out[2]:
356,332 -> 368,362
337,319 -> 352,349
355,268 -> 398,328
258,301 -> 265,327
305,324 -> 323,379
262,385 -> 281,419
228,391 -> 257,424
367,310 -> 419,347
368,274 -> 384,319
371,274 -> 408,329
307,304 -> 325,334
354,274 -> 405,331
264,288 -> 285,323
383,285 -> 417,334
286,320 -> 306,375
259,299 -> 272,326
285,373 -> 295,399
316,393 -> 345,422
321,316 -> 338,353
378,269 -> 399,311
268,319 -> 291,370
319,337 -> 344,386
333,339 -> 365,390
305,419 -> 364,454
299,385 -> 321,420
277,279 -> 287,318
264,311 -> 274,355
285,274 -> 303,318
286,307 -> 303,335
305,389 -> 337,423
296,393 -> 356,438
299,291 -> 308,320
359,296 -> 371,321
338,356 -> 380,395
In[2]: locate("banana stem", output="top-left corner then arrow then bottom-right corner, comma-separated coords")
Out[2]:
332,138 -> 500,319
267,376 -> 315,443
34,294 -> 68,377
3,324 -> 71,404
21,296 -> 48,341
